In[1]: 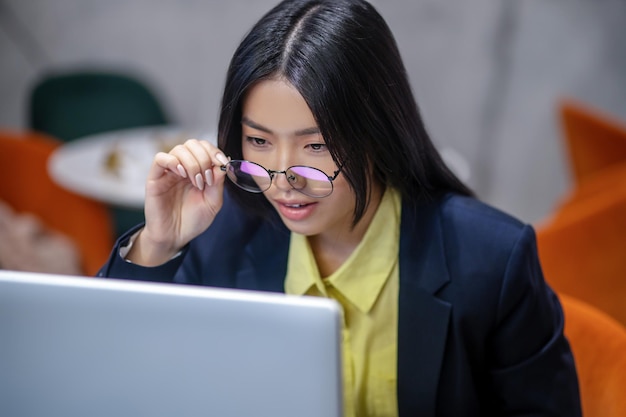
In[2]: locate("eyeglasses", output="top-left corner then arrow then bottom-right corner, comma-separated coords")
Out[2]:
220,160 -> 341,198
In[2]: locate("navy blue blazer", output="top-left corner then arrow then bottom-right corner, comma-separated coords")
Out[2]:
99,192 -> 582,417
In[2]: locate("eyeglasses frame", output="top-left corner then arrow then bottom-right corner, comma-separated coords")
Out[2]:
220,159 -> 342,198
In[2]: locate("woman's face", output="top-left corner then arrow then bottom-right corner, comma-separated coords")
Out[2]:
240,79 -> 358,238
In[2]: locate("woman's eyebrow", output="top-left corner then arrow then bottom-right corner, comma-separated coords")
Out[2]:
241,116 -> 320,136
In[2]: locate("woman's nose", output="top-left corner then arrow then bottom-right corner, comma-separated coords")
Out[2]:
271,170 -> 294,191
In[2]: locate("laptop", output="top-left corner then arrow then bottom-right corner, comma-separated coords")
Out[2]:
0,270 -> 342,417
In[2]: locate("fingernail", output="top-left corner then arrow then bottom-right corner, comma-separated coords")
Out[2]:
216,153 -> 229,165
205,169 -> 213,186
177,164 -> 187,178
195,173 -> 204,190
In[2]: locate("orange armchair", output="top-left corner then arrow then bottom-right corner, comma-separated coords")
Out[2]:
0,130 -> 114,275
560,98 -> 626,187
536,184 -> 626,327
536,99 -> 626,327
560,294 -> 626,417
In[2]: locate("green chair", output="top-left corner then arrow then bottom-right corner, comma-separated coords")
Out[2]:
28,70 -> 171,237
29,70 -> 169,142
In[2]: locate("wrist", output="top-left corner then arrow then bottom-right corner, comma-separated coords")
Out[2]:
124,228 -> 182,266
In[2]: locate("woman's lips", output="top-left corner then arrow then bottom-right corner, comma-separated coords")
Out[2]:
275,200 -> 317,221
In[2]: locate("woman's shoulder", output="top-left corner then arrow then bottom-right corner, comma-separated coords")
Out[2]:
436,193 -> 532,248
403,192 -> 537,281
439,193 -> 525,229
404,193 -> 546,323
430,193 -> 541,298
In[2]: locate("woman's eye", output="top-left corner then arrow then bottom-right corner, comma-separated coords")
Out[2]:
308,143 -> 326,151
246,136 -> 267,146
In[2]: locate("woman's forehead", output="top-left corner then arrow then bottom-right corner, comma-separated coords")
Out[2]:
242,80 -> 318,136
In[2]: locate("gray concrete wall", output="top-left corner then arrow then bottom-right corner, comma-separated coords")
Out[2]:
2,0 -> 625,223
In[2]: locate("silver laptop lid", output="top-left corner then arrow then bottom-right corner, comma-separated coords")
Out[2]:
0,270 -> 342,417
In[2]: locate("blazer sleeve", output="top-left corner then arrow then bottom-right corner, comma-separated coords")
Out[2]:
95,192 -> 267,285
488,226 -> 582,416
96,224 -> 186,282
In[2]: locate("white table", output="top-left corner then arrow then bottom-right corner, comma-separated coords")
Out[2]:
48,126 -> 214,208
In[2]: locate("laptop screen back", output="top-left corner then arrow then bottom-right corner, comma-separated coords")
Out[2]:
0,270 -> 342,417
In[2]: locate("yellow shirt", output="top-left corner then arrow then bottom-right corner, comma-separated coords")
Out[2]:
285,189 -> 401,417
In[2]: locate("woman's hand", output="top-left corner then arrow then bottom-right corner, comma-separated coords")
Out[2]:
127,139 -> 229,266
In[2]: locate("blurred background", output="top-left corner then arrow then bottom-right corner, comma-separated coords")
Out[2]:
3,3 -> 626,408
2,0 -> 626,223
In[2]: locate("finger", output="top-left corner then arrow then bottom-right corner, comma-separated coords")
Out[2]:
188,139 -> 229,189
206,162 -> 228,189
202,167 -> 226,209
204,168 -> 214,187
198,140 -> 229,167
183,139 -> 217,190
169,139 -> 213,189
196,141 -> 229,187
151,152 -> 186,181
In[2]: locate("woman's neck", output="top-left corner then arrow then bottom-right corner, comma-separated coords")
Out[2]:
308,186 -> 384,278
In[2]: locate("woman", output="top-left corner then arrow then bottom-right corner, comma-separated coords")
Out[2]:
99,0 -> 582,415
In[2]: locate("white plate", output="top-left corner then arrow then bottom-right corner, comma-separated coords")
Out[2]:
48,126 -> 215,208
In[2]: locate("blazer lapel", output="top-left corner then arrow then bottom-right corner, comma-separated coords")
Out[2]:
397,198 -> 452,417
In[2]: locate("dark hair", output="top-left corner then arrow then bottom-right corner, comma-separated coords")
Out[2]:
218,0 -> 473,224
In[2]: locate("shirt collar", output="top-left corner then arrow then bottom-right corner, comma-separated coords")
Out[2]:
285,188 -> 401,313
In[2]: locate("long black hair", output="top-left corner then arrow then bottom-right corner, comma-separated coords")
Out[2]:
218,0 -> 473,224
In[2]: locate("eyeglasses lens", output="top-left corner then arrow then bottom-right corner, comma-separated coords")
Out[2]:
286,166 -> 333,197
225,160 -> 271,193
226,161 -> 333,197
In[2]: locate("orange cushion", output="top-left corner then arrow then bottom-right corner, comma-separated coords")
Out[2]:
0,129 -> 114,275
561,294 -> 626,417
537,184 -> 626,328
560,98 -> 626,186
